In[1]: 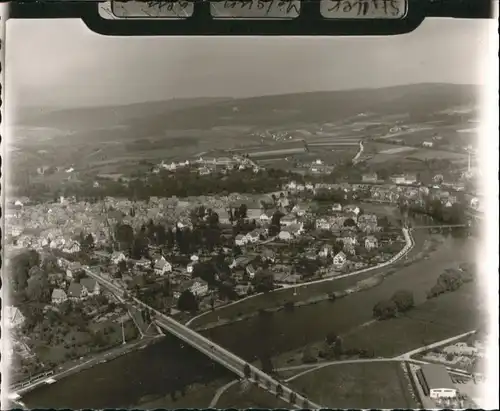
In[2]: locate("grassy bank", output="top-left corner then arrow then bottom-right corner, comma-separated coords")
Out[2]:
133,378 -> 230,409
216,381 -> 290,408
342,282 -> 479,358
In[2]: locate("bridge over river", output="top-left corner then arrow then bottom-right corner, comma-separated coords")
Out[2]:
81,265 -> 321,409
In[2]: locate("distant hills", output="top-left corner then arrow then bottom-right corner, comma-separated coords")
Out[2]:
13,83 -> 481,144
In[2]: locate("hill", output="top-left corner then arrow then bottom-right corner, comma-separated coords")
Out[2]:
15,83 -> 480,136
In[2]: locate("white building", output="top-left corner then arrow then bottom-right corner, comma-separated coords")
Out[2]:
4,306 -> 25,328
364,236 -> 379,250
333,251 -> 347,269
189,280 -> 209,297
278,230 -> 293,241
153,256 -> 172,276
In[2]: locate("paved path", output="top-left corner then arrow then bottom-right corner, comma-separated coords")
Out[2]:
209,380 -> 239,407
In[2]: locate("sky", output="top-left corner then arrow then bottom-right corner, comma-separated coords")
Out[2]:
5,17 -> 491,108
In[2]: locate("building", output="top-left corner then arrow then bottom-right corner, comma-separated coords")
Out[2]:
235,234 -> 247,246
423,141 -> 434,148
246,264 -> 257,279
365,236 -> 379,250
418,364 -> 457,399
443,342 -> 478,356
81,278 -> 101,296
278,230 -> 293,241
51,288 -> 68,305
281,215 -> 297,226
4,306 -> 25,328
154,256 -> 172,276
333,251 -> 347,269
67,282 -> 87,300
111,251 -> 127,265
189,280 -> 209,297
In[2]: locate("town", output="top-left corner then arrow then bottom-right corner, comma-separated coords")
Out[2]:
4,151 -> 481,387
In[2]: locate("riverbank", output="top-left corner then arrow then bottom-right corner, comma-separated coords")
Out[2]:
189,228 -> 424,332
11,334 -> 164,401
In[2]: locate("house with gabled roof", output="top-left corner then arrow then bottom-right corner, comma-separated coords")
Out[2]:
235,234 -> 247,246
67,282 -> 87,300
332,251 -> 347,269
154,256 -> 172,276
81,278 -> 101,296
262,249 -> 276,262
51,288 -> 68,305
111,251 -> 127,265
365,235 -> 379,250
281,215 -> 297,226
246,264 -> 257,279
4,306 -> 25,328
246,230 -> 260,244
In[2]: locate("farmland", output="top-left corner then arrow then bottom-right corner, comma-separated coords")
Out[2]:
288,361 -> 419,408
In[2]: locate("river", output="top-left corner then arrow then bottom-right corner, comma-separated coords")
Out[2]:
23,228 -> 476,408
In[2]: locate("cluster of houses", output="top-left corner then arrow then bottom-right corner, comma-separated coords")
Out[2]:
153,155 -> 260,176
48,260 -> 101,305
93,250 -> 211,301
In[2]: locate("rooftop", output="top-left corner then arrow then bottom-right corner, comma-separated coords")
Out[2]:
420,363 -> 456,391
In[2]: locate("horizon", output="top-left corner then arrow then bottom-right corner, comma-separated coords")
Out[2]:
6,18 -> 490,109
15,81 -> 483,112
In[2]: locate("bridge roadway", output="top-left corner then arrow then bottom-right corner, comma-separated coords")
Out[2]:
81,265 -> 320,409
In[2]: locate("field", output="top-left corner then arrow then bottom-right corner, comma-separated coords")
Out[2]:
364,139 -> 469,166
342,283 -> 480,358
216,381 -> 290,408
288,361 -> 419,408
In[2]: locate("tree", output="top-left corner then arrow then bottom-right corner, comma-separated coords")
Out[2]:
373,299 -> 398,320
26,272 -> 51,303
437,270 -> 463,292
243,363 -> 251,379
118,260 -> 127,273
344,218 -> 357,227
289,391 -> 297,404
254,270 -> 274,293
325,331 -> 338,345
177,290 -> 198,312
115,223 -> 134,251
276,384 -> 283,398
391,290 -> 415,312
302,345 -> 317,364
10,250 -> 40,293
333,336 -> 343,358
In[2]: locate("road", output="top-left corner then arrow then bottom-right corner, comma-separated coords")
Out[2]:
397,330 -> 477,360
351,140 -> 364,165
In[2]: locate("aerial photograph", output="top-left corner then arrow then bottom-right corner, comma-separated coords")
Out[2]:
1,12 -> 493,410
